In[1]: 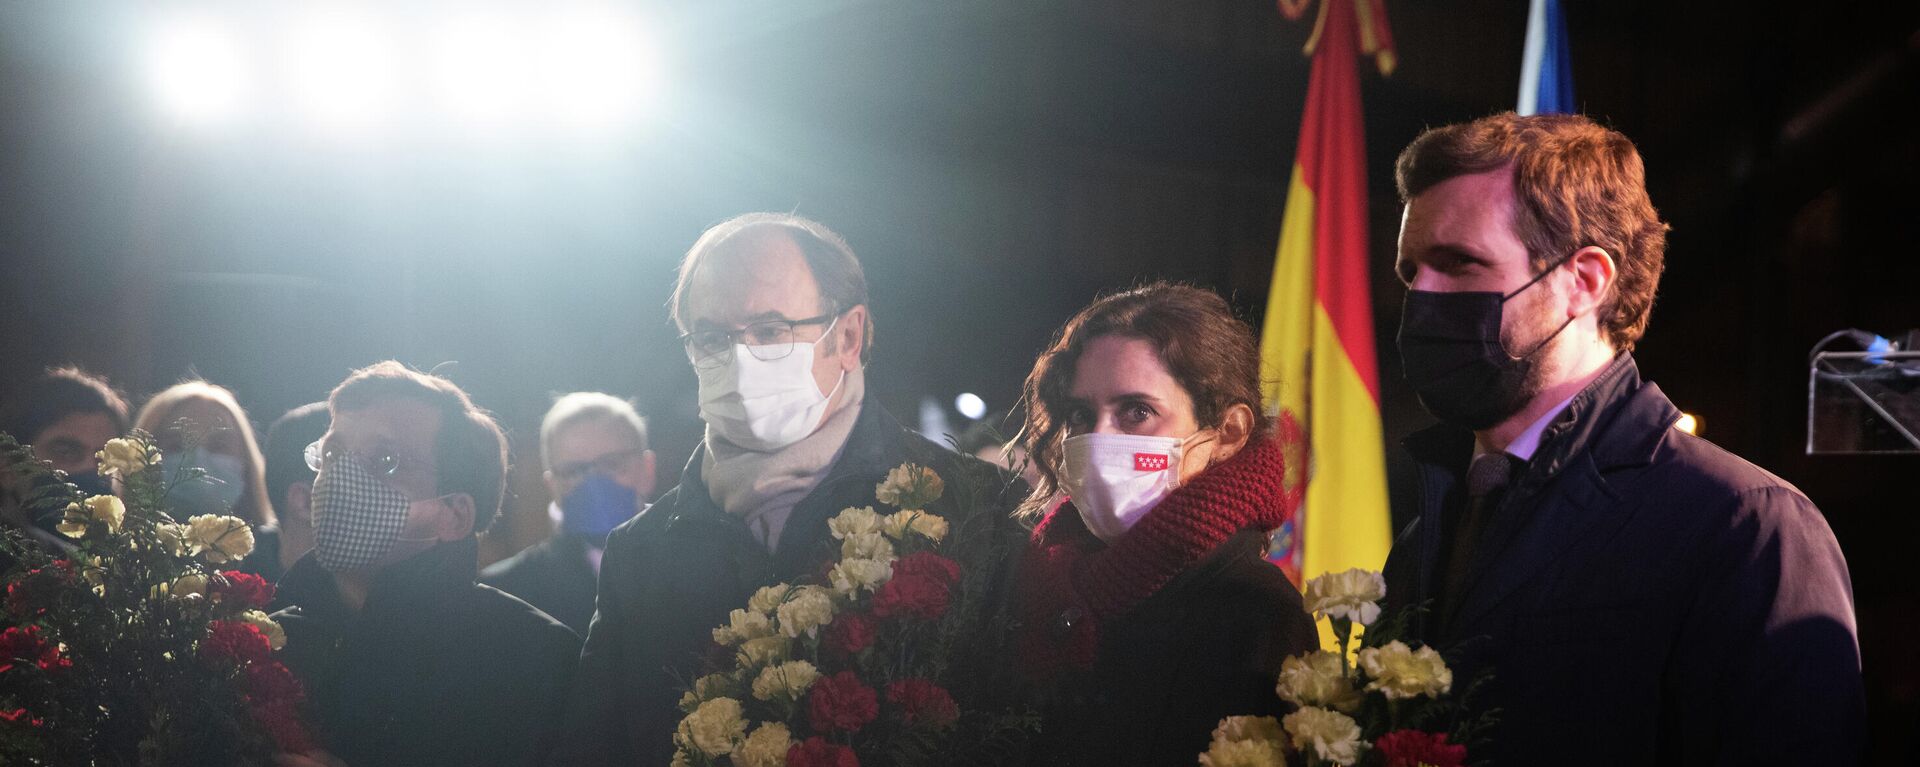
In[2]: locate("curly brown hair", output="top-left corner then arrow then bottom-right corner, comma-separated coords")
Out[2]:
1396,112 -> 1670,351
1018,283 -> 1269,515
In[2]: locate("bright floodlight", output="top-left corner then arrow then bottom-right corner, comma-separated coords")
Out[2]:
537,8 -> 660,130
427,14 -> 530,126
956,393 -> 987,421
146,15 -> 249,127
283,10 -> 395,133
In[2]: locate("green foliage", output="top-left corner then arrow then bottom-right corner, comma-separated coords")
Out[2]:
0,431 -> 294,766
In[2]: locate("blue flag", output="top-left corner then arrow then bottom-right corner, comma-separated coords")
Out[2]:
1518,0 -> 1574,115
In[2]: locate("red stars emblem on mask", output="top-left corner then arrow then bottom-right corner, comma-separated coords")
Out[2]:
1133,453 -> 1169,471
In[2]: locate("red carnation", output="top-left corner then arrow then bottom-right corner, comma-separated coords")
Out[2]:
241,659 -> 313,751
0,625 -> 70,675
1373,729 -> 1467,767
885,677 -> 959,728
806,671 -> 879,734
212,570 -> 275,610
872,572 -> 950,621
201,621 -> 273,666
823,611 -> 877,657
244,659 -> 305,703
893,551 -> 961,585
253,701 -> 316,753
5,573 -> 57,618
0,708 -> 44,728
787,736 -> 860,767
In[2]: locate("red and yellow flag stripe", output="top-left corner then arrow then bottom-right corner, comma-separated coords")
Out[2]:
1261,0 -> 1393,598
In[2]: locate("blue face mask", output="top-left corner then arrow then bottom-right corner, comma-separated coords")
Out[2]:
560,473 -> 639,543
166,447 -> 248,517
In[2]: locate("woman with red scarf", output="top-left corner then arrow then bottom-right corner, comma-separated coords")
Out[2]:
1015,282 -> 1318,765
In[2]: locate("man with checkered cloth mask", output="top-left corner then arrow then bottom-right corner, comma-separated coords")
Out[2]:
271,361 -> 580,767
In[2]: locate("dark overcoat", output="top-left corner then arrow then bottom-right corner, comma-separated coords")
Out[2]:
1383,354 -> 1865,765
554,398 -> 1028,766
273,538 -> 581,767
1026,526 -> 1320,767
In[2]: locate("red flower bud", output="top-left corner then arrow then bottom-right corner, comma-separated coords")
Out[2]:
1373,729 -> 1467,767
823,611 -> 877,657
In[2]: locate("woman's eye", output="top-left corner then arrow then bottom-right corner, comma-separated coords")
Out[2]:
1064,409 -> 1092,430
1122,404 -> 1154,425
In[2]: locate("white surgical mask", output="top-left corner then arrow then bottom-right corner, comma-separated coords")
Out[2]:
697,330 -> 846,452
1061,431 -> 1207,544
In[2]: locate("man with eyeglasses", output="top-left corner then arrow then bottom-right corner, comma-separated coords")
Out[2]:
554,213 -> 1028,766
271,361 -> 579,767
481,392 -> 656,634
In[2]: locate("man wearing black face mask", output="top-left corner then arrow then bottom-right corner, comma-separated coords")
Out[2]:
0,367 -> 129,569
1382,113 -> 1862,765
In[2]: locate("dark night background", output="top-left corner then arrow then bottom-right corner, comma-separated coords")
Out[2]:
2,0 -> 1913,760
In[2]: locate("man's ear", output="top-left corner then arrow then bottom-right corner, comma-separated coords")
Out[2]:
438,493 -> 478,540
1566,245 -> 1617,318
542,469 -> 559,505
834,304 -> 869,370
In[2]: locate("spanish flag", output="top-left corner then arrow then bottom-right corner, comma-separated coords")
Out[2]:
1261,0 -> 1394,591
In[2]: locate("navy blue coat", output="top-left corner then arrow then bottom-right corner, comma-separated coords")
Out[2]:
1383,354 -> 1865,765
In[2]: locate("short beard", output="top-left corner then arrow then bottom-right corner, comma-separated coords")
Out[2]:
1499,284 -> 1565,415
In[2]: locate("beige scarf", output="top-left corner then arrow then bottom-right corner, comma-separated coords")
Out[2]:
702,369 -> 865,551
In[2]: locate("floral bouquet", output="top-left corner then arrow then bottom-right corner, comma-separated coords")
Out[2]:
1199,569 -> 1491,767
671,462 -> 1036,767
0,431 -> 311,765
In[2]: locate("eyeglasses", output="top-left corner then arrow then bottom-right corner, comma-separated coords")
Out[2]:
550,448 -> 644,483
304,440 -> 426,479
680,312 -> 840,370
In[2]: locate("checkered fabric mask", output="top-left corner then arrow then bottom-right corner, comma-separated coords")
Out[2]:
310,450 -> 415,572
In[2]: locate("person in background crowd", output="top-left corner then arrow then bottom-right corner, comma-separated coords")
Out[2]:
0,367 -> 130,565
134,380 -> 283,580
271,361 -> 578,767
481,392 -> 655,634
263,402 -> 329,590
554,213 -> 1027,765
1012,282 -> 1319,766
1382,112 -> 1863,763
955,409 -> 1042,490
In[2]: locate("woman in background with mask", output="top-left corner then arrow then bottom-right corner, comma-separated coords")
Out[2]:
1014,282 -> 1318,766
135,381 -> 283,580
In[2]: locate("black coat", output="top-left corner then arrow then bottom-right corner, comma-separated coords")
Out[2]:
1382,354 -> 1865,765
272,538 -> 581,767
480,531 -> 600,634
1027,528 -> 1320,767
554,398 -> 1029,766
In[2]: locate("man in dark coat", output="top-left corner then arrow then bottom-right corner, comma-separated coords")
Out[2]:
1383,112 -> 1863,765
553,214 -> 1027,766
272,361 -> 580,767
482,392 -> 656,634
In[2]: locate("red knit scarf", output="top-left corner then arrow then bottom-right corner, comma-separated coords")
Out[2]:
1015,432 -> 1299,679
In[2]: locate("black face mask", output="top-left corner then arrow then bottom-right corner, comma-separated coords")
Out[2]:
1397,257 -> 1576,430
12,471 -> 110,534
